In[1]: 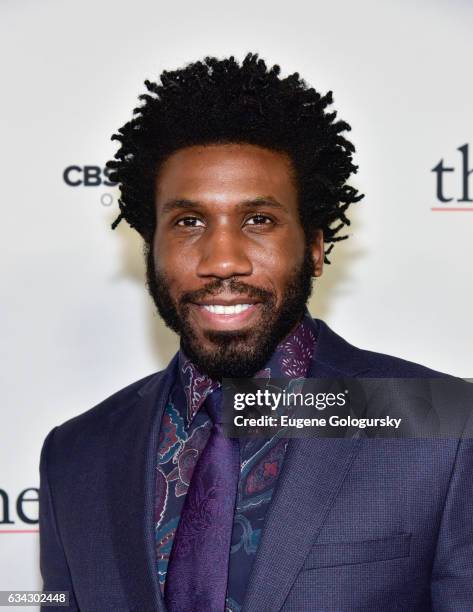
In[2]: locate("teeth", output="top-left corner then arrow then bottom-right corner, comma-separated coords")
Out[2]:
203,304 -> 252,315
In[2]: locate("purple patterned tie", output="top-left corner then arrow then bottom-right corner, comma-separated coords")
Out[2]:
164,388 -> 240,612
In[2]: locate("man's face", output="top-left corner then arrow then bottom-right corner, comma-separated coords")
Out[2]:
147,143 -> 324,379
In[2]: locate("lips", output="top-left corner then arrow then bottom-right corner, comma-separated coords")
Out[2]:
189,298 -> 262,330
201,303 -> 252,315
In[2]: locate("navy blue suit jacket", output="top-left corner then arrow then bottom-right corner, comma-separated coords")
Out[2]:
39,320 -> 473,611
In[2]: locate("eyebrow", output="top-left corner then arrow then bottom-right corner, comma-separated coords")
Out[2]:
160,196 -> 288,215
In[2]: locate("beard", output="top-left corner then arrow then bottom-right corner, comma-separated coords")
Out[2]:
145,245 -> 315,380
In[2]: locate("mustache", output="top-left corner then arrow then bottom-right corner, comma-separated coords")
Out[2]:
179,278 -> 275,305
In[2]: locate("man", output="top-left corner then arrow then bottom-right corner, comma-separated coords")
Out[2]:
39,53 -> 473,611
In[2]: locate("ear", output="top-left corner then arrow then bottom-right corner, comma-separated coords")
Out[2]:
310,229 -> 324,277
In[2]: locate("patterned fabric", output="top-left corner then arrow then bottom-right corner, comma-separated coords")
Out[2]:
155,310 -> 318,611
165,388 -> 240,611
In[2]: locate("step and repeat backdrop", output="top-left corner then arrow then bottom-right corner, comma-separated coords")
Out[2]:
1,0 -> 472,601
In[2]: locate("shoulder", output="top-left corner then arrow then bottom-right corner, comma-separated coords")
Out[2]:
314,318 -> 451,378
63,370 -> 162,428
41,369 -> 166,461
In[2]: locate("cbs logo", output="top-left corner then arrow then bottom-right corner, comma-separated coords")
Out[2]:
63,165 -> 117,187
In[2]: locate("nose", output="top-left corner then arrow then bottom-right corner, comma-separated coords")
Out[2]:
196,225 -> 253,279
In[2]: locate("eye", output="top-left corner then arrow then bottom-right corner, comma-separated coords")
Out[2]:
245,214 -> 274,226
176,216 -> 205,227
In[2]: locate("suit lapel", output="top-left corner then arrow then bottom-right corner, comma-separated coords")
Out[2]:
106,355 -> 178,612
103,318 -> 368,612
242,319 -> 366,612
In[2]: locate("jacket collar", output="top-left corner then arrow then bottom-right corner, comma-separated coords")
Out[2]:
242,319 -> 365,612
105,318 -> 368,611
105,354 -> 178,612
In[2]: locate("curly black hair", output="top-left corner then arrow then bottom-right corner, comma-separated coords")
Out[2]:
107,52 -> 363,262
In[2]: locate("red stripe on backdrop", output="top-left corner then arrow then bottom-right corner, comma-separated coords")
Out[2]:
0,529 -> 39,534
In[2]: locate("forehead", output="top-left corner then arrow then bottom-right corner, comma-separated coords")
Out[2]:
155,143 -> 297,209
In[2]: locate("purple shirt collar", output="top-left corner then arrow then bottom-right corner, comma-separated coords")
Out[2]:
178,310 -> 317,429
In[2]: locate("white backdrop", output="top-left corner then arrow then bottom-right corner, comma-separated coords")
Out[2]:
1,0 -> 472,602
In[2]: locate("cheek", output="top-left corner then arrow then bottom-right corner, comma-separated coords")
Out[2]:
153,234 -> 184,275
152,245 -> 200,306
251,237 -> 305,282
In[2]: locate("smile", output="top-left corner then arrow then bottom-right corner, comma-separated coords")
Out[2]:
202,304 -> 252,315
190,300 -> 262,330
